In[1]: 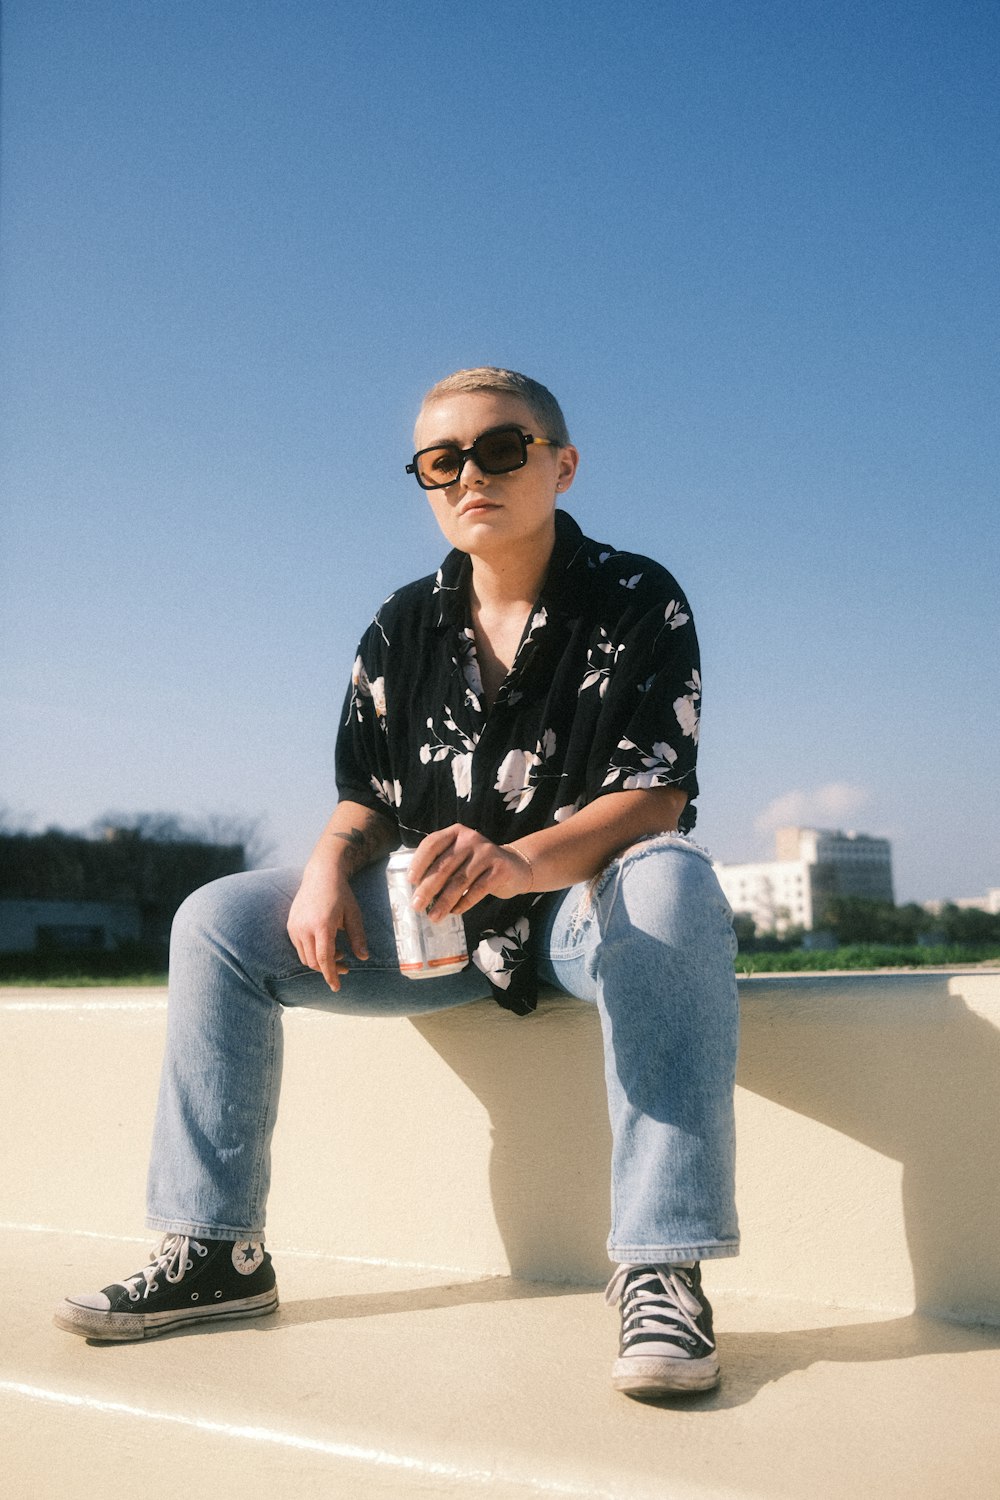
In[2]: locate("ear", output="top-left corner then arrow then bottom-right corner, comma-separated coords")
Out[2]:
555,444 -> 580,493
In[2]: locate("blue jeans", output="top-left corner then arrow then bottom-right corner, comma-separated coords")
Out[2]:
147,834 -> 740,1264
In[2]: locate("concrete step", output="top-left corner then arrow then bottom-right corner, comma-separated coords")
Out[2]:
6,1226 -> 1000,1500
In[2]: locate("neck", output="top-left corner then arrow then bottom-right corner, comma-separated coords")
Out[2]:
468,521 -> 556,615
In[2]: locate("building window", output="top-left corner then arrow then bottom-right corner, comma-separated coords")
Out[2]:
36,925 -> 105,953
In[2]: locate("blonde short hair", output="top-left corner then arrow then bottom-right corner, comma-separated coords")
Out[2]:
419,367 -> 571,447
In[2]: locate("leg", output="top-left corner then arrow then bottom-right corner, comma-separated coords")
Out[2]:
539,834 -> 740,1261
55,860 -> 492,1340
147,862 -> 494,1238
538,834 -> 739,1397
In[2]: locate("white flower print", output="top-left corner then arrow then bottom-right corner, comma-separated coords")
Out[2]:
450,629 -> 484,713
472,917 -> 530,991
673,669 -> 701,742
579,628 -> 625,697
502,609 -> 549,689
494,729 -> 557,813
451,751 -> 473,800
653,599 -> 691,649
495,749 -> 540,813
419,708 -> 479,800
371,775 -> 402,808
347,655 -> 387,731
602,736 -> 680,790
553,796 -> 584,823
431,567 -> 459,600
619,573 -> 643,590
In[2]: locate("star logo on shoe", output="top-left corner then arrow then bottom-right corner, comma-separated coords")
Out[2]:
232,1240 -> 265,1275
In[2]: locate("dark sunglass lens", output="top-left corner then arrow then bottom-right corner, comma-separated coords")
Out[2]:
417,446 -> 462,487
475,429 -> 526,474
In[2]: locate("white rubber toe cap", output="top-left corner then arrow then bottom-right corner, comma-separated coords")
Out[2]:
65,1291 -> 112,1311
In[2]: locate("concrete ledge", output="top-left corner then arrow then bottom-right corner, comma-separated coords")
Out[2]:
3,972 -> 998,1323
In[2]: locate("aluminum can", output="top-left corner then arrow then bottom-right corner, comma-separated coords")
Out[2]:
386,847 -> 469,979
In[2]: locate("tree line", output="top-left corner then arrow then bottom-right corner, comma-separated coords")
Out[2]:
734,896 -> 1000,951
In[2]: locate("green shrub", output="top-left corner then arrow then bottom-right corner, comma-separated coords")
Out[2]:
735,944 -> 1000,974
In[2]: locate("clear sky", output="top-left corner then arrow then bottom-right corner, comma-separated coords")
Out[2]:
2,0 -> 998,903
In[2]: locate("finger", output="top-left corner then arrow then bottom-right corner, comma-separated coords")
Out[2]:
411,837 -> 479,912
314,935 -> 341,992
450,872 -> 492,914
425,858 -> 497,912
296,931 -> 318,972
286,920 -> 308,968
343,902 -> 369,961
409,826 -> 461,885
413,856 -> 472,917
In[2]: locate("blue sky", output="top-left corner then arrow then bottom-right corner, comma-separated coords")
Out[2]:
2,0 -> 998,903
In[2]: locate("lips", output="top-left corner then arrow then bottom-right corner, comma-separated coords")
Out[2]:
459,500 -> 501,517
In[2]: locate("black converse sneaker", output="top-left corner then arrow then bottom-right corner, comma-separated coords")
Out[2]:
606,1262 -> 720,1397
54,1234 -> 278,1341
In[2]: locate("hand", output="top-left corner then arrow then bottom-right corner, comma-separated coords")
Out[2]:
286,860 -> 368,993
408,825 -> 532,919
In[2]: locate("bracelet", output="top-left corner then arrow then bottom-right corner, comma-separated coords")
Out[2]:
504,844 -> 535,891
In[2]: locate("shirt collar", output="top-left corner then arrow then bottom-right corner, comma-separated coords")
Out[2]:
432,509 -> 589,630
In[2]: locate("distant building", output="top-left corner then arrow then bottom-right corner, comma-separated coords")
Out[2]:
0,825 -> 247,955
0,899 -> 142,955
714,827 -> 895,936
925,888 -> 1000,917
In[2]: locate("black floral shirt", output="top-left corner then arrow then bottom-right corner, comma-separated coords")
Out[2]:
335,509 -> 701,1015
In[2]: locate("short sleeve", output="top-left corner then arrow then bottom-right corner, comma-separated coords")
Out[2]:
585,590 -> 701,830
334,620 -> 401,826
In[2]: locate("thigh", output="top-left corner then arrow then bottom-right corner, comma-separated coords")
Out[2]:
535,833 -> 736,1000
181,863 -> 494,1018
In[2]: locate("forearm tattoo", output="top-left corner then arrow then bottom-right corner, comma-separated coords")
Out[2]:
328,822 -> 388,873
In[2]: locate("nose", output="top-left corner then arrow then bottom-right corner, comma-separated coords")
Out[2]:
457,452 -> 489,488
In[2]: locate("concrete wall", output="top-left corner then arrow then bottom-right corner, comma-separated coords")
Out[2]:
270,970 -> 1000,1324
5,970 -> 998,1325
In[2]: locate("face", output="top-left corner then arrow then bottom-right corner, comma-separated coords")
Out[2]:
412,391 -> 579,562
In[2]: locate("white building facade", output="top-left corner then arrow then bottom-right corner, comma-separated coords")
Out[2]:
714,827 -> 895,936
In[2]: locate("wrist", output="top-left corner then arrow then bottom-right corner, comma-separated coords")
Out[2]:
503,843 -> 535,892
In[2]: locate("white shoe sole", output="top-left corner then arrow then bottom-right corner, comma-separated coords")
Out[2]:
53,1288 -> 279,1342
612,1352 -> 720,1396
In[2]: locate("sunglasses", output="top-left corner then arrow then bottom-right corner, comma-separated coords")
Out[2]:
406,425 -> 558,490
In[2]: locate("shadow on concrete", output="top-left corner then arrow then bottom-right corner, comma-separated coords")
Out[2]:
410,973 -> 1000,1325
735,973 -> 1000,1324
258,1274 -> 577,1329
659,1312 -> 1000,1411
410,995 -> 613,1284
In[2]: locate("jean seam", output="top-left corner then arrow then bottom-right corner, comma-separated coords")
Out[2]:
246,997 -> 279,1228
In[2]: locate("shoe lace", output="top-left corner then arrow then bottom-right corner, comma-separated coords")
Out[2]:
605,1264 -> 714,1352
123,1234 -> 208,1300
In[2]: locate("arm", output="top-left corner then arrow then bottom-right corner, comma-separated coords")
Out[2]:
286,800 -> 396,991
409,786 -> 687,920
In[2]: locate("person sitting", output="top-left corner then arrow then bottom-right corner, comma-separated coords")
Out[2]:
55,366 -> 740,1399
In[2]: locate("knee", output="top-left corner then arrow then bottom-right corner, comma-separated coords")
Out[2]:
610,838 -> 735,949
171,873 -> 243,952
170,870 -> 290,958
